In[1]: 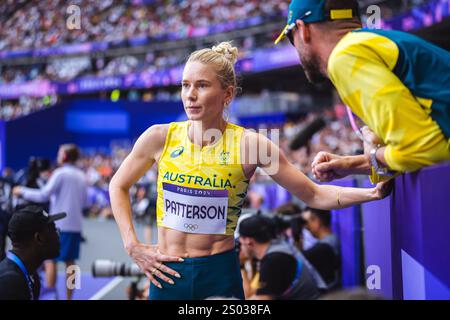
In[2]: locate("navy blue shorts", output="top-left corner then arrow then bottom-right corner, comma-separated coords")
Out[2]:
149,248 -> 244,300
56,232 -> 82,262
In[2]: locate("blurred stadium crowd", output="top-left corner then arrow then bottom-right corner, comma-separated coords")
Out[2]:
0,0 -> 430,120
0,0 -> 287,52
0,0 -> 427,53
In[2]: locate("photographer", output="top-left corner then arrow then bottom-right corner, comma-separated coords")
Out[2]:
237,214 -> 320,300
302,208 -> 341,291
13,157 -> 51,210
0,205 -> 65,300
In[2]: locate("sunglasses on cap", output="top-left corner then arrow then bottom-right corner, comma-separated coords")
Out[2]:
284,11 -> 312,46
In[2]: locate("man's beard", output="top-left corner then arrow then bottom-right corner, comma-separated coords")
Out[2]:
300,53 -> 327,84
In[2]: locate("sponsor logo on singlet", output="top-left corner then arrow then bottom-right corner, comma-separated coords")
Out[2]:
170,146 -> 184,158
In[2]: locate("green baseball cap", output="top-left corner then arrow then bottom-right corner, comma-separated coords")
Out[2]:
274,0 -> 359,45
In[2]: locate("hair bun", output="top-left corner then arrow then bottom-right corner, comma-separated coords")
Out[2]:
212,42 -> 238,65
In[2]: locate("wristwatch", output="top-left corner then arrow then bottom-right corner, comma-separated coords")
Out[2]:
370,145 -> 394,176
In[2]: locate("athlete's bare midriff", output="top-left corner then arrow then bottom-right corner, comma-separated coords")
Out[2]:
157,227 -> 235,258
154,124 -> 256,258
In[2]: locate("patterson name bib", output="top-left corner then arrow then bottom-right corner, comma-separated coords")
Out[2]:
162,182 -> 229,234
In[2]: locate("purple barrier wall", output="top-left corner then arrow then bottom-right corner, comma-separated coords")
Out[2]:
362,161 -> 450,300
392,161 -> 450,300
361,181 -> 394,299
248,182 -> 292,211
330,179 -> 363,288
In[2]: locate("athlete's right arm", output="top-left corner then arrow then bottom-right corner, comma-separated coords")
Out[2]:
109,124 -> 182,288
110,125 -> 163,249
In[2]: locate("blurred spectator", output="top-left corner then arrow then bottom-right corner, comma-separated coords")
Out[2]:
235,215 -> 259,299
0,96 -> 59,121
302,208 -> 341,291
274,202 -> 305,251
131,184 -> 156,245
98,56 -> 140,77
247,188 -> 266,212
238,242 -> 259,299
46,57 -> 91,81
238,214 -> 320,300
14,157 -> 51,211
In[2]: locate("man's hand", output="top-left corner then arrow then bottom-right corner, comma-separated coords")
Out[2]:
361,126 -> 383,146
361,126 -> 391,170
362,126 -> 384,155
312,152 -> 354,182
12,186 -> 22,197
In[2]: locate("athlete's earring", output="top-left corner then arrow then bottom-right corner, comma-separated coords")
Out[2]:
223,102 -> 230,122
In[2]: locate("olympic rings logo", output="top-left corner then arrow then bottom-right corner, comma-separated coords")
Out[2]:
184,223 -> 199,231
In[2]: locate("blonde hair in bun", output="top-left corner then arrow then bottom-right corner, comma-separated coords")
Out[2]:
211,42 -> 239,65
187,41 -> 238,92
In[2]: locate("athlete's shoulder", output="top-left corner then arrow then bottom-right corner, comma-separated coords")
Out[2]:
142,123 -> 170,142
133,124 -> 171,158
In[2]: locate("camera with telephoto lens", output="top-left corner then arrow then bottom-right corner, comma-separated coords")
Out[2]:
92,260 -> 144,277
